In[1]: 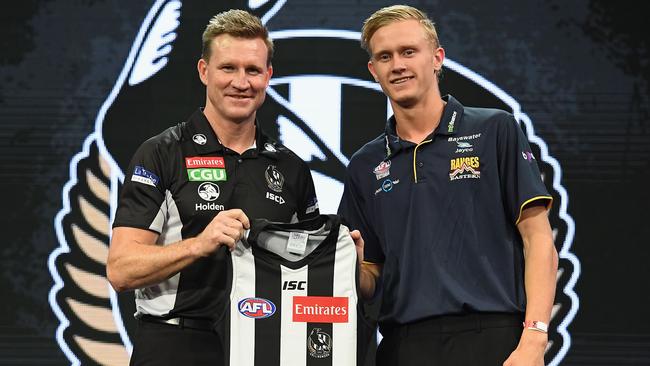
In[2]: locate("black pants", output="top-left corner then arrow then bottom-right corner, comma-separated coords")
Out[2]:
129,319 -> 224,366
377,313 -> 523,366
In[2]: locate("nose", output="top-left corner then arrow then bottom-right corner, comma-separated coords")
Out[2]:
391,54 -> 406,73
231,70 -> 250,90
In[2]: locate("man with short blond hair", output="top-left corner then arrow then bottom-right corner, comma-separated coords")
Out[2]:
339,4 -> 558,365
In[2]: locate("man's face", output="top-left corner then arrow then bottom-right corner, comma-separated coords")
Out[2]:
198,34 -> 272,124
367,20 -> 443,108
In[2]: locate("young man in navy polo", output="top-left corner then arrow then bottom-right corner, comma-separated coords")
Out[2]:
338,5 -> 558,365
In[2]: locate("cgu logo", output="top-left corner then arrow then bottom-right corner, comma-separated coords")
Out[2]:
283,280 -> 307,290
238,298 -> 276,319
187,168 -> 227,182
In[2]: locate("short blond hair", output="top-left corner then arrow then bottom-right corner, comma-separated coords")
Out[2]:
361,5 -> 440,55
201,9 -> 274,65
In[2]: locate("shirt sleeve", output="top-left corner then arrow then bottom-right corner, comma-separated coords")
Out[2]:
295,160 -> 320,221
112,137 -> 169,233
497,115 -> 553,225
338,162 -> 384,264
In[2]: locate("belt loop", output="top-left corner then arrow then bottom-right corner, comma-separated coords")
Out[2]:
178,317 -> 185,329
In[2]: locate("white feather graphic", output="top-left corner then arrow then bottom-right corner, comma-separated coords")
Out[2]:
128,1 -> 181,86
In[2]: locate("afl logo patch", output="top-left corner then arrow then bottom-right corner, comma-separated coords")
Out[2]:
238,298 -> 276,319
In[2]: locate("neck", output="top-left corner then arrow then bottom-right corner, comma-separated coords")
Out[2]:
203,106 -> 256,154
391,92 -> 445,144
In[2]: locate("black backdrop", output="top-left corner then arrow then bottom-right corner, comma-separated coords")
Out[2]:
1,1 -> 649,365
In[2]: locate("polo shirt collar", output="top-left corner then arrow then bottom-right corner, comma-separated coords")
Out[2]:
438,94 -> 464,136
383,94 -> 465,159
186,108 -> 273,158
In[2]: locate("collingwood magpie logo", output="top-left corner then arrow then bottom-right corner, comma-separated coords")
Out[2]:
48,1 -> 580,365
265,165 -> 285,193
308,328 -> 332,358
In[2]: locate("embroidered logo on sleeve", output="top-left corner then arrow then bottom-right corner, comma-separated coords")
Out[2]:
131,166 -> 159,187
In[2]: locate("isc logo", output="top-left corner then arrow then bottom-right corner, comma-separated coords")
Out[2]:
283,280 -> 307,290
266,192 -> 285,204
238,298 -> 276,319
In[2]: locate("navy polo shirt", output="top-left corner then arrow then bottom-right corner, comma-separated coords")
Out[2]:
338,95 -> 552,328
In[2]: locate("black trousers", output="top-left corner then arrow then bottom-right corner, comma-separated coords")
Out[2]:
129,319 -> 224,366
377,313 -> 523,366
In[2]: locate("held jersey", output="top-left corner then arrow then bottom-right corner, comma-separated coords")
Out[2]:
217,215 -> 371,366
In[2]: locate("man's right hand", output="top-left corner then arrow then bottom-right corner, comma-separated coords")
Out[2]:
107,209 -> 249,292
193,209 -> 250,256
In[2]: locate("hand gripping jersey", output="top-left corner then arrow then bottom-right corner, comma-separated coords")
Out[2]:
217,215 -> 371,366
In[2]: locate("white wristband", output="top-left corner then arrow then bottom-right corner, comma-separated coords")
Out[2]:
523,320 -> 548,333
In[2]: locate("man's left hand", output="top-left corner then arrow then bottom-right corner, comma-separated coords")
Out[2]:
503,330 -> 547,366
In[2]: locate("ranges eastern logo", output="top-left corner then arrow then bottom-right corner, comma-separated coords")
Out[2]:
48,1 -> 580,365
449,156 -> 481,180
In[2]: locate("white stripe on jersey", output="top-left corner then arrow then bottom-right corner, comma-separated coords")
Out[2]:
332,225 -> 357,366
135,189 -> 181,317
230,241 -> 257,366
280,265 -> 308,365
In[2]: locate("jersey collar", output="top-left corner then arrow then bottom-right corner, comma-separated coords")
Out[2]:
186,108 -> 277,159
383,94 -> 465,159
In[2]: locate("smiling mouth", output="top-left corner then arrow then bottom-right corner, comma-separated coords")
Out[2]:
227,95 -> 252,99
390,76 -> 414,84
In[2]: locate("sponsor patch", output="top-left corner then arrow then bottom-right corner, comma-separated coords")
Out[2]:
305,196 -> 319,214
308,328 -> 332,359
448,133 -> 481,142
266,191 -> 285,205
238,298 -> 276,319
187,168 -> 227,182
522,151 -> 536,162
293,296 -> 348,323
131,166 -> 159,187
449,156 -> 481,180
373,160 -> 391,180
197,182 -> 220,201
265,165 -> 285,193
283,280 -> 307,290
192,134 -> 207,145
195,202 -> 224,211
374,178 -> 400,195
447,110 -> 457,133
185,156 -> 225,168
264,142 -> 277,152
455,141 -> 474,153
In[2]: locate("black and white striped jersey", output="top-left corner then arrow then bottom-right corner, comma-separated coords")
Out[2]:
217,215 -> 372,366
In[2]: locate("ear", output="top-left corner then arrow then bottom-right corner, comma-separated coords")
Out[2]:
265,65 -> 273,86
368,60 -> 379,82
197,58 -> 208,86
433,47 -> 445,72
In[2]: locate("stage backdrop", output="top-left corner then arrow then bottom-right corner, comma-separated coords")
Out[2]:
0,1 -> 648,365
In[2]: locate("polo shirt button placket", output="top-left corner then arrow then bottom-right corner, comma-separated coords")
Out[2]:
417,161 -> 426,182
